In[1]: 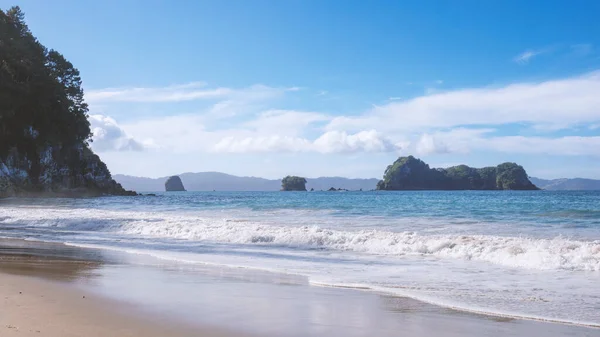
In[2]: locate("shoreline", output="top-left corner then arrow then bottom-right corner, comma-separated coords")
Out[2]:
39,239 -> 600,330
310,281 -> 600,330
1,238 -> 598,337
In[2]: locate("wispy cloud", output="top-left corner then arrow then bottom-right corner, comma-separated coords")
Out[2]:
589,123 -> 600,130
86,83 -> 297,103
317,90 -> 328,96
513,45 -> 560,64
514,45 -> 592,65
327,70 -> 600,132
571,43 -> 593,56
514,49 -> 545,64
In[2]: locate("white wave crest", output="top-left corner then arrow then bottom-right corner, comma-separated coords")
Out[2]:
2,207 -> 599,271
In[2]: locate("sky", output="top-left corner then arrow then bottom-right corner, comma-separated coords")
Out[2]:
4,0 -> 600,179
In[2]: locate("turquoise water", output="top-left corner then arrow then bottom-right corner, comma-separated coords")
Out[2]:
1,191 -> 599,326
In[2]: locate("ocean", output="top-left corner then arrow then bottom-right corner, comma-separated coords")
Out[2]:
1,191 -> 599,327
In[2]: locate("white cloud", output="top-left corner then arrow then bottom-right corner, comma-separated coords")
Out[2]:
89,115 -> 149,152
415,134 -> 449,155
213,130 -> 401,154
313,130 -> 401,153
405,130 -> 600,157
480,136 -> 600,156
118,109 -> 329,153
86,83 -> 295,103
213,136 -> 311,153
403,128 -> 493,155
326,71 -> 600,132
88,71 -> 600,163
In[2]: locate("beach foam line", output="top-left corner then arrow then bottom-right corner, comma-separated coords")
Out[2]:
308,280 -> 600,329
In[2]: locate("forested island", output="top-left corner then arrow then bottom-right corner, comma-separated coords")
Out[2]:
0,7 -> 135,197
376,156 -> 539,191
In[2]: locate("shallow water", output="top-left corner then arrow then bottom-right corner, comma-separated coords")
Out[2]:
1,191 -> 599,326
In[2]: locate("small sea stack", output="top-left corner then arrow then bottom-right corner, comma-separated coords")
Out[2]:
165,176 -> 186,191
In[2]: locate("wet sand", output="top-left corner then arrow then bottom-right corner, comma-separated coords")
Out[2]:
0,240 -> 245,337
1,239 -> 598,337
0,273 -> 243,337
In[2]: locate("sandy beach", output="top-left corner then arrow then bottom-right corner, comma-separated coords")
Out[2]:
0,239 -> 598,337
0,242 -> 248,337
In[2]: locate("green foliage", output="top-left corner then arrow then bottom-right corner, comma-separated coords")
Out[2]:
377,156 -> 448,190
0,7 -> 133,196
281,176 -> 307,191
495,162 -> 537,190
377,156 -> 539,191
0,6 -> 91,158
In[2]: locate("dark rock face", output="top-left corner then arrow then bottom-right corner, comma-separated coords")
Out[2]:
376,156 -> 539,191
0,146 -> 136,197
281,176 -> 307,191
165,176 -> 186,191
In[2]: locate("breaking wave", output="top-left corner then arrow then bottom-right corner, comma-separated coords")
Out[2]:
1,207 -> 599,271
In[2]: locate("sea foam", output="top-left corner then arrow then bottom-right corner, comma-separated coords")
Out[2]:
2,207 -> 599,271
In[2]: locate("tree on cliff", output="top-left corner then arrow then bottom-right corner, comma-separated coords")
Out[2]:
376,156 -> 447,190
281,176 -> 307,191
495,163 -> 538,190
1,7 -> 91,153
0,6 -> 133,196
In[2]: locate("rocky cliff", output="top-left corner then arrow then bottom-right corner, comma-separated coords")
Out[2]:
376,156 -> 539,191
165,176 -> 186,191
0,145 -> 136,197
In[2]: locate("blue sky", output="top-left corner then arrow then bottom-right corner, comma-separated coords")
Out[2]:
5,0 -> 600,178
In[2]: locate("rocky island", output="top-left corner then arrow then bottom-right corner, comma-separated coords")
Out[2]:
0,7 -> 135,197
376,156 -> 539,190
281,176 -> 307,191
165,176 -> 186,191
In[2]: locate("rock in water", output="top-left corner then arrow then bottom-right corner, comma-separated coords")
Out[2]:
165,176 -> 186,191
